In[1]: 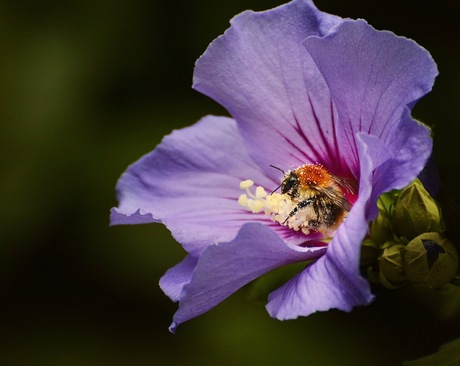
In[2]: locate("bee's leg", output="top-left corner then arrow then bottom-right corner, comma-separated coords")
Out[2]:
312,199 -> 320,220
282,198 -> 313,225
307,199 -> 321,229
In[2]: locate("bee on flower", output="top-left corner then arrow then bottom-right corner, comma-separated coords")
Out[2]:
238,164 -> 356,237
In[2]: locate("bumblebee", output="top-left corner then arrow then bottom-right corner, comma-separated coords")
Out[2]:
272,164 -> 355,233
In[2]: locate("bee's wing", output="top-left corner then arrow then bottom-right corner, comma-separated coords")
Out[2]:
315,185 -> 352,211
333,176 -> 357,195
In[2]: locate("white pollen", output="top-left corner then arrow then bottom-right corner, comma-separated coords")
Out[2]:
250,200 -> 264,213
255,186 -> 267,198
237,179 -> 323,236
238,194 -> 248,207
239,180 -> 254,189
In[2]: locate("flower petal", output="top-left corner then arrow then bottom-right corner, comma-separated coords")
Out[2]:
304,20 -> 438,175
361,110 -> 433,218
110,208 -> 160,225
159,255 -> 198,302
169,222 -> 326,332
193,0 -> 349,178
111,115 -> 279,256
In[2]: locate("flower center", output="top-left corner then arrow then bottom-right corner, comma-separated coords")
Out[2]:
238,164 -> 354,237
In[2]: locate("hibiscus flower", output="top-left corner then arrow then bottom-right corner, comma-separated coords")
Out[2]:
111,0 -> 437,332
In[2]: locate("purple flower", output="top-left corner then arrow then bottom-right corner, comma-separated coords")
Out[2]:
111,0 -> 437,332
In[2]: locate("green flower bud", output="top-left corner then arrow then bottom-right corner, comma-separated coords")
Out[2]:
370,213 -> 393,245
378,242 -> 407,288
360,238 -> 380,266
404,232 -> 458,289
393,180 -> 442,240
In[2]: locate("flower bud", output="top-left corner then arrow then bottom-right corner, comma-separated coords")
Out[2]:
404,232 -> 458,289
370,213 -> 393,245
393,180 -> 442,240
378,242 -> 407,288
360,238 -> 380,266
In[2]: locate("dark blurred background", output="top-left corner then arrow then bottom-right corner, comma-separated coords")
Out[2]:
1,0 -> 459,365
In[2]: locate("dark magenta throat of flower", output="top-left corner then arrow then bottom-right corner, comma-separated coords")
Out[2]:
111,0 -> 437,331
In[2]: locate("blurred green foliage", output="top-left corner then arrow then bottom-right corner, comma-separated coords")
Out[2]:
0,0 -> 459,365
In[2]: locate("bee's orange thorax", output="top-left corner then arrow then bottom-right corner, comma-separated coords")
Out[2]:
294,164 -> 332,189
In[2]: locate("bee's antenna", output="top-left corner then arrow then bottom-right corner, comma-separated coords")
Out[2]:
269,165 -> 285,195
269,164 -> 285,174
271,183 -> 283,195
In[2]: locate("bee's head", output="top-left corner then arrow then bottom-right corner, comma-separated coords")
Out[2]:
281,171 -> 299,196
